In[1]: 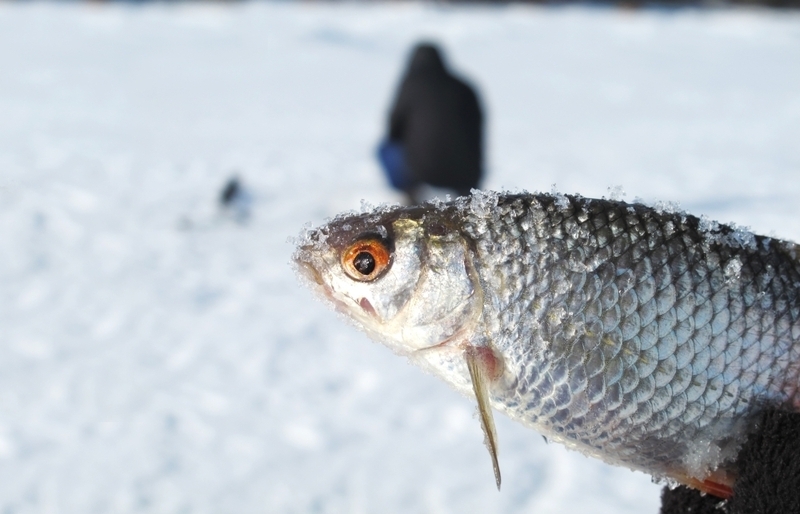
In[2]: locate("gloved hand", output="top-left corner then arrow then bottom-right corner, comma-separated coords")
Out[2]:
660,409 -> 800,513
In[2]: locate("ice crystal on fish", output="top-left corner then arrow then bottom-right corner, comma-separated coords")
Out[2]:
728,227 -> 757,251
652,200 -> 683,215
699,215 -> 720,235
469,190 -> 500,218
607,185 -> 626,201
724,258 -> 743,282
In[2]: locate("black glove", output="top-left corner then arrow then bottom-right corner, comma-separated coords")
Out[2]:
660,409 -> 800,514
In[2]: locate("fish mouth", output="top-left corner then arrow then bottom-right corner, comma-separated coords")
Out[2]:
295,258 -> 376,320
295,259 -> 337,302
294,256 -> 324,287
359,297 -> 378,318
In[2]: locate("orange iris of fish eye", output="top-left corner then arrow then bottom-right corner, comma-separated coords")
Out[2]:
341,239 -> 391,281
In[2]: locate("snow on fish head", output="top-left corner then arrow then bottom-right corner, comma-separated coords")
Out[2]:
293,205 -> 483,356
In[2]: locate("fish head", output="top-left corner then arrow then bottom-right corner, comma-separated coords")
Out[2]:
293,206 -> 482,355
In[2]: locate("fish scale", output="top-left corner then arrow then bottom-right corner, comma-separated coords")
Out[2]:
460,193 -> 800,477
293,191 -> 800,494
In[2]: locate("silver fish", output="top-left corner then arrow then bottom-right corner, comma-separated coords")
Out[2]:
292,191 -> 800,497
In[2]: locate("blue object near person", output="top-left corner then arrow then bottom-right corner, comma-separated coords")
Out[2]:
377,140 -> 412,191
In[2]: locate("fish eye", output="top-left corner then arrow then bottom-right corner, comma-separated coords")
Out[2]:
341,238 -> 391,282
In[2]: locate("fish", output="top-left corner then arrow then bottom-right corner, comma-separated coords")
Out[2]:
292,191 -> 800,498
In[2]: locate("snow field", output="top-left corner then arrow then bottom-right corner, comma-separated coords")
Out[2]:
1,2 -> 799,513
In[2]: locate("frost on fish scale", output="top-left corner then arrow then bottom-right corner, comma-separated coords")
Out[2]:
457,193 -> 800,481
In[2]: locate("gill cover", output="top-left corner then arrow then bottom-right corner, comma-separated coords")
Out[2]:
295,206 -> 504,490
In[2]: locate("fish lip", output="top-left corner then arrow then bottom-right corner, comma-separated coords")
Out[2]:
294,255 -> 324,286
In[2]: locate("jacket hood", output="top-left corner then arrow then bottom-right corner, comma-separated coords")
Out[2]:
407,43 -> 446,75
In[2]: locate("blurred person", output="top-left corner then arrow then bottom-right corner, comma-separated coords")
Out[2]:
378,42 -> 484,205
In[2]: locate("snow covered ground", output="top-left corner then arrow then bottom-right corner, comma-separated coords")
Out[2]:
1,2 -> 799,513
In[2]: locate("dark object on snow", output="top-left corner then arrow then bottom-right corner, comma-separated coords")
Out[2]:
220,177 -> 241,207
218,176 -> 252,223
383,42 -> 483,204
660,409 -> 800,514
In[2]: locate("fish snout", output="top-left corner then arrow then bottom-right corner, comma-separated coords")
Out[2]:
295,257 -> 325,287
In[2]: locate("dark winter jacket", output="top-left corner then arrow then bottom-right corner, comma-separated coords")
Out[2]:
660,409 -> 800,513
388,44 -> 483,193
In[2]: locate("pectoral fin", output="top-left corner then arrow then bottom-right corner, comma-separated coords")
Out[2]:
465,347 -> 501,490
